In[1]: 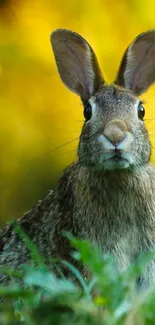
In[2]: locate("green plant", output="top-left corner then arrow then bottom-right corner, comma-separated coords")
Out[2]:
0,226 -> 155,324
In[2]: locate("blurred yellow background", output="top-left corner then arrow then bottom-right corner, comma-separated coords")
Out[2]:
1,0 -> 155,226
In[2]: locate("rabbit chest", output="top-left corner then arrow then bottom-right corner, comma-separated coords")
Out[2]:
72,165 -> 155,271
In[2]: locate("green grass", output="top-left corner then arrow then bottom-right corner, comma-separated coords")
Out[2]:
0,227 -> 155,324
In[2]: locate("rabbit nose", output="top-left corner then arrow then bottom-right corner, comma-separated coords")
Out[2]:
103,119 -> 127,145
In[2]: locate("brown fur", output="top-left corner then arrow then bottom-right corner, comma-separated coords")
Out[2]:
1,29 -> 155,291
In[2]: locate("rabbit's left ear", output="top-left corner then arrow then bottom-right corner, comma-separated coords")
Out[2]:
115,30 -> 155,96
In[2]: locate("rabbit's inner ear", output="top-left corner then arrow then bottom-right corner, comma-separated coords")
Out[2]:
51,29 -> 104,101
115,30 -> 155,96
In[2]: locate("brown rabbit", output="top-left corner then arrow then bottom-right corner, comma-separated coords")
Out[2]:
1,29 -> 155,291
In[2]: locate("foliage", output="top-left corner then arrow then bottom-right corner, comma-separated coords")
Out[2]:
1,234 -> 155,324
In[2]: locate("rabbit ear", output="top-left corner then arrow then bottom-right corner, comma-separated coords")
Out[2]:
115,30 -> 155,96
50,29 -> 104,102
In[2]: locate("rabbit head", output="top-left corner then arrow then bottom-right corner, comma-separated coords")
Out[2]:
50,29 -> 155,171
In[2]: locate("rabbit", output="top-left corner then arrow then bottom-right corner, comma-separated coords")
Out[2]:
1,28 -> 155,292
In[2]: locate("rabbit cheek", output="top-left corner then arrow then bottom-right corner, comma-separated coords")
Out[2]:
132,124 -> 151,165
78,125 -> 97,167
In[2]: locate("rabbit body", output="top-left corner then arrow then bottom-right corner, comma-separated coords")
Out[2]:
1,159 -> 155,290
1,29 -> 155,290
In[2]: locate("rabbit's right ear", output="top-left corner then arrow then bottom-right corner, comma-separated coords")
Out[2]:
50,29 -> 104,102
115,30 -> 155,96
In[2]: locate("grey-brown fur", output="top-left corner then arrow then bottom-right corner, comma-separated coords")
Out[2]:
1,29 -> 155,291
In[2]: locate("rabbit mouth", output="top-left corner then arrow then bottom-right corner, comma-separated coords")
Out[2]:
104,157 -> 130,170
101,152 -> 132,170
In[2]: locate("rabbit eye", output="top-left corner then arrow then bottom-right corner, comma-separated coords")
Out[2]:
84,103 -> 92,121
138,102 -> 145,120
